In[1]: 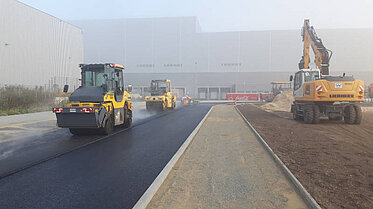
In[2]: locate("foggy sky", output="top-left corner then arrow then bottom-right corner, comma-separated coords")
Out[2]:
18,0 -> 373,32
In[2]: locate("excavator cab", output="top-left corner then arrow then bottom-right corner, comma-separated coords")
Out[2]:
291,69 -> 321,98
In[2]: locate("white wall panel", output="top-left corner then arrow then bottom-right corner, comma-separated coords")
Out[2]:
74,16 -> 373,75
0,0 -> 83,89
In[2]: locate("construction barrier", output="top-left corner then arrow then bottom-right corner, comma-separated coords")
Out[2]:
226,93 -> 260,101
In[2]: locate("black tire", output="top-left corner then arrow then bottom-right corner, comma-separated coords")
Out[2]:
124,109 -> 132,128
344,105 -> 356,124
313,105 -> 320,124
292,105 -> 301,120
69,128 -> 85,136
170,101 -> 176,110
303,105 -> 314,124
353,104 -> 362,124
102,116 -> 113,135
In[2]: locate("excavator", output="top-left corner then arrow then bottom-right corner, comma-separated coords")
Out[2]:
290,19 -> 365,124
53,63 -> 133,135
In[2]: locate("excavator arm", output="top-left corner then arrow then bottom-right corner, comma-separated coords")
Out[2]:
298,19 -> 332,75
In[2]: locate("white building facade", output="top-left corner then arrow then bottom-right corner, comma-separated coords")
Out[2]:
73,17 -> 373,98
0,0 -> 84,90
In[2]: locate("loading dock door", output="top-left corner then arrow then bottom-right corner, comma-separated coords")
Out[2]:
220,88 -> 231,100
175,88 -> 186,98
198,88 -> 208,100
209,88 -> 219,100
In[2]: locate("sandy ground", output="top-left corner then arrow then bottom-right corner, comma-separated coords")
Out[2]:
147,105 -> 308,209
237,104 -> 373,209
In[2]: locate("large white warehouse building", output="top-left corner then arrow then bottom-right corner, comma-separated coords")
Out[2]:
73,17 -> 373,98
0,0 -> 83,90
1,0 -> 371,99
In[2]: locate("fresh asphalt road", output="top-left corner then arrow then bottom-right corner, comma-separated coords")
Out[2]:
0,104 -> 212,209
0,102 -> 164,177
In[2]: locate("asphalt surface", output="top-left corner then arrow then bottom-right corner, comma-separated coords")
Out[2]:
0,102 -> 158,177
0,104 -> 211,209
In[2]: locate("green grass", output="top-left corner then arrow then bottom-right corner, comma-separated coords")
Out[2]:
0,86 -> 58,116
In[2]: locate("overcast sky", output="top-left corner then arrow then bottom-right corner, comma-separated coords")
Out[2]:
19,0 -> 373,32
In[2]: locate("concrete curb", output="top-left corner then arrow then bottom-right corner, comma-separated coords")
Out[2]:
234,105 -> 322,209
133,106 -> 214,209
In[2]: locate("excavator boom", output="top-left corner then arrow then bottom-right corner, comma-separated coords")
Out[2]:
299,19 -> 332,75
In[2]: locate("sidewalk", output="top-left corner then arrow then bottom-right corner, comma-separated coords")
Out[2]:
0,111 -> 54,126
0,102 -> 150,143
0,111 -> 56,143
147,105 -> 308,209
0,102 -> 149,127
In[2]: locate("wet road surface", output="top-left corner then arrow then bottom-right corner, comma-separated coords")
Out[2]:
0,102 -> 161,176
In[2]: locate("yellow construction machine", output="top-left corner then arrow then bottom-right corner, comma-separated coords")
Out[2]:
271,81 -> 292,96
145,80 -> 176,111
369,83 -> 373,98
53,63 -> 133,135
290,19 -> 364,124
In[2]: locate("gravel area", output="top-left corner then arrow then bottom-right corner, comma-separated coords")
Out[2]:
237,104 -> 373,209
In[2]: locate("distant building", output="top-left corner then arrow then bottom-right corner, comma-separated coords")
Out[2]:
73,17 -> 373,98
0,0 -> 83,91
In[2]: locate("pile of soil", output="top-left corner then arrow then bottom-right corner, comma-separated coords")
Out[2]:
361,103 -> 373,112
362,107 -> 373,112
261,90 -> 294,112
237,104 -> 373,209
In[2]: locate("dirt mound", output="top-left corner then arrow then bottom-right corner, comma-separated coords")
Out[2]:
362,106 -> 373,112
260,90 -> 294,112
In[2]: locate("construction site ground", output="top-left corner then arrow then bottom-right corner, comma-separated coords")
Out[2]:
237,104 -> 373,209
148,105 -> 308,209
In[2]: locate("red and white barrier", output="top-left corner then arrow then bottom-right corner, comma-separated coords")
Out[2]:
226,93 -> 260,101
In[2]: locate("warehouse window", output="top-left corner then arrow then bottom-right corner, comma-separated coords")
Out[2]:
163,64 -> 182,67
137,64 -> 155,67
221,63 -> 241,67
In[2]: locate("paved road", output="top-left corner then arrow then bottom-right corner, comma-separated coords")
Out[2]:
0,102 -> 159,176
0,104 -> 211,209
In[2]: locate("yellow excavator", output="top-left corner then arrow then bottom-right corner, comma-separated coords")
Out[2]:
145,80 -> 176,111
53,63 -> 133,135
290,19 -> 365,124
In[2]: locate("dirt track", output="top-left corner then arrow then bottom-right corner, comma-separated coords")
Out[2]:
237,104 -> 373,209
